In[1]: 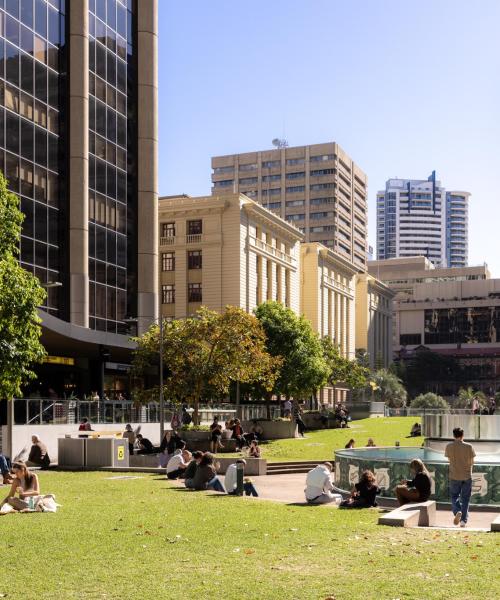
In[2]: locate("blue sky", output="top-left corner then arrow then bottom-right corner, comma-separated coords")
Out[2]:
158,0 -> 500,275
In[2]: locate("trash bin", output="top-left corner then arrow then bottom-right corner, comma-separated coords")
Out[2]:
58,437 -> 129,468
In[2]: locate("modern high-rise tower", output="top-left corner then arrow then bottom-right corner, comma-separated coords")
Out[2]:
376,172 -> 469,268
212,142 -> 368,271
0,0 -> 158,395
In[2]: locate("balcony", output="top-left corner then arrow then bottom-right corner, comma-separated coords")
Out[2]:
160,234 -> 215,247
249,236 -> 296,268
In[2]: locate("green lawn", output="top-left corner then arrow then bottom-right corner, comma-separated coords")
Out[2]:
0,471 -> 498,599
253,417 -> 423,462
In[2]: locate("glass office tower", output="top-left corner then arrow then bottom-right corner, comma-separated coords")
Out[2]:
0,0 -> 158,395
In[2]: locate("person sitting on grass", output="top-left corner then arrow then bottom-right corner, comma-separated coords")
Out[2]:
409,422 -> 422,437
135,434 -> 154,455
191,452 -> 225,492
166,446 -> 190,480
305,462 -> 338,504
247,440 -> 261,458
1,461 -> 40,511
27,435 -> 50,469
340,470 -> 380,508
394,458 -> 431,506
345,439 -> 355,449
210,417 -> 224,453
225,459 -> 259,497
366,438 -> 376,447
184,451 -> 204,489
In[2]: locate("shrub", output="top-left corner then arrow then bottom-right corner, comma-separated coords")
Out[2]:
411,392 -> 449,409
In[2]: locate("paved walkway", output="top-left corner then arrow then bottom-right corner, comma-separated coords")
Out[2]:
244,474 -> 498,531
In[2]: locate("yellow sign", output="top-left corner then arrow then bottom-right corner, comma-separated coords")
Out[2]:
44,356 -> 75,366
117,446 -> 125,461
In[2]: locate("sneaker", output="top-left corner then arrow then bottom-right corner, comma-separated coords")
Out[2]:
453,511 -> 462,525
459,521 -> 466,528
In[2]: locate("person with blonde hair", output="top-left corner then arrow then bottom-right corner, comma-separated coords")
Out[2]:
394,458 -> 431,505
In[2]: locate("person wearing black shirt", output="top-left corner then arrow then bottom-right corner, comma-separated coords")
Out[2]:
340,470 -> 380,508
395,458 -> 432,505
136,434 -> 154,455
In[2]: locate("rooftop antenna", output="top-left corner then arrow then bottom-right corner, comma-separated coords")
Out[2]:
272,138 -> 288,149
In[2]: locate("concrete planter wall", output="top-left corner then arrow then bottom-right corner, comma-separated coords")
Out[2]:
241,419 -> 297,439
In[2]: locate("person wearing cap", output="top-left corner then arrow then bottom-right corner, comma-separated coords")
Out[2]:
304,462 -> 338,504
225,459 -> 259,497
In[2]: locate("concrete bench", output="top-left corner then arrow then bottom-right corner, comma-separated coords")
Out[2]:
491,515 -> 500,532
378,501 -> 437,528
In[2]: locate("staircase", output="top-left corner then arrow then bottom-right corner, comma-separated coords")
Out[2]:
266,460 -> 332,475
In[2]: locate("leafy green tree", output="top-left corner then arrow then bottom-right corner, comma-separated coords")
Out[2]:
411,392 -> 449,409
455,387 -> 488,410
254,301 -> 330,414
0,173 -> 46,400
372,368 -> 407,408
322,337 -> 368,397
132,306 -> 280,424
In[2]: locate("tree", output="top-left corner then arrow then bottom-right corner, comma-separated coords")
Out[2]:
0,173 -> 46,400
455,387 -> 488,410
411,392 -> 449,409
254,301 -> 330,414
322,337 -> 368,398
132,306 -> 281,424
371,368 -> 407,408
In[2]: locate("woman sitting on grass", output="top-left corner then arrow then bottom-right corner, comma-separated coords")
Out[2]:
394,459 -> 431,506
191,452 -> 225,492
1,461 -> 40,511
340,470 -> 380,508
247,440 -> 261,458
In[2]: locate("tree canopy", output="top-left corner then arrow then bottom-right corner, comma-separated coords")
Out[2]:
371,368 -> 407,408
254,301 -> 330,401
411,392 -> 449,409
0,173 -> 46,400
321,337 -> 368,392
131,305 -> 281,423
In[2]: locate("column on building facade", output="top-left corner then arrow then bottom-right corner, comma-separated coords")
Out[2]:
137,0 -> 159,333
68,0 -> 89,327
328,288 -> 333,339
345,295 -> 350,358
334,291 -> 341,349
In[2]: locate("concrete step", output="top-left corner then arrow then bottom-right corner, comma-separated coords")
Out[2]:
267,459 -> 332,475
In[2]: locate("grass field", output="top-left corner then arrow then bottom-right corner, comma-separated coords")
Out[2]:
0,470 -> 498,600
246,417 -> 423,462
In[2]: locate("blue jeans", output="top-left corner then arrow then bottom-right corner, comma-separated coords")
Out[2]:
450,479 -> 472,523
207,476 -> 226,493
0,454 -> 11,475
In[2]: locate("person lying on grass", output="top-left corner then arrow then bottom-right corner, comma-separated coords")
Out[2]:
340,470 -> 380,508
1,461 -> 40,511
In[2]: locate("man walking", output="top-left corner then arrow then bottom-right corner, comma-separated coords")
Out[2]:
445,427 -> 476,527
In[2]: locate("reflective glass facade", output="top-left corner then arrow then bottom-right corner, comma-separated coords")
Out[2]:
88,0 -> 135,334
0,0 -> 66,315
425,307 -> 500,345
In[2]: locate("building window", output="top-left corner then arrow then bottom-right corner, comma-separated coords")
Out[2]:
286,157 -> 305,166
187,220 -> 202,235
161,222 -> 175,237
262,160 -> 280,168
162,284 -> 175,304
162,252 -> 175,271
188,283 -> 202,302
239,163 -> 257,171
400,334 -> 422,346
310,154 -> 334,162
286,200 -> 304,208
214,179 -> 234,187
213,166 -> 234,175
239,177 -> 258,185
188,250 -> 202,269
286,214 -> 305,222
267,202 -> 281,210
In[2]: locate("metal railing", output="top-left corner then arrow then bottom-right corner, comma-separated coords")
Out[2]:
384,407 -> 495,417
11,399 -> 281,426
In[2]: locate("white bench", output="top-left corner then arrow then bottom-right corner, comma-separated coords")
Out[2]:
378,500 -> 437,528
491,514 -> 500,532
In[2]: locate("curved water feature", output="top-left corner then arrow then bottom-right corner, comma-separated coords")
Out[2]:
334,415 -> 500,505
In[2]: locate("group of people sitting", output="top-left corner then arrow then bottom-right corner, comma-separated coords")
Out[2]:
344,438 -> 376,449
166,449 -> 259,497
211,417 -> 264,454
304,456 -> 432,508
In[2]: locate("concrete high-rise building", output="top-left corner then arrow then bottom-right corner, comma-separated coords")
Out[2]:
0,0 -> 158,395
212,142 -> 368,271
376,172 -> 469,268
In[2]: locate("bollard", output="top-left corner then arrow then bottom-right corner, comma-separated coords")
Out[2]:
236,461 -> 245,496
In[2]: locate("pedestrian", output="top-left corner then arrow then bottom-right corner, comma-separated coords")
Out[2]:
445,427 -> 476,527
210,417 -> 224,453
293,402 -> 306,437
283,398 -> 292,418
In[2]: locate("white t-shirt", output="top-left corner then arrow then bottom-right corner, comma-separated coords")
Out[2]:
305,465 -> 333,500
166,452 -> 187,474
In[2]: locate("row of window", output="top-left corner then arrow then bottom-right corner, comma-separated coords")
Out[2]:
161,250 -> 201,271
213,154 -> 336,175
160,220 -> 202,238
162,283 -> 202,304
